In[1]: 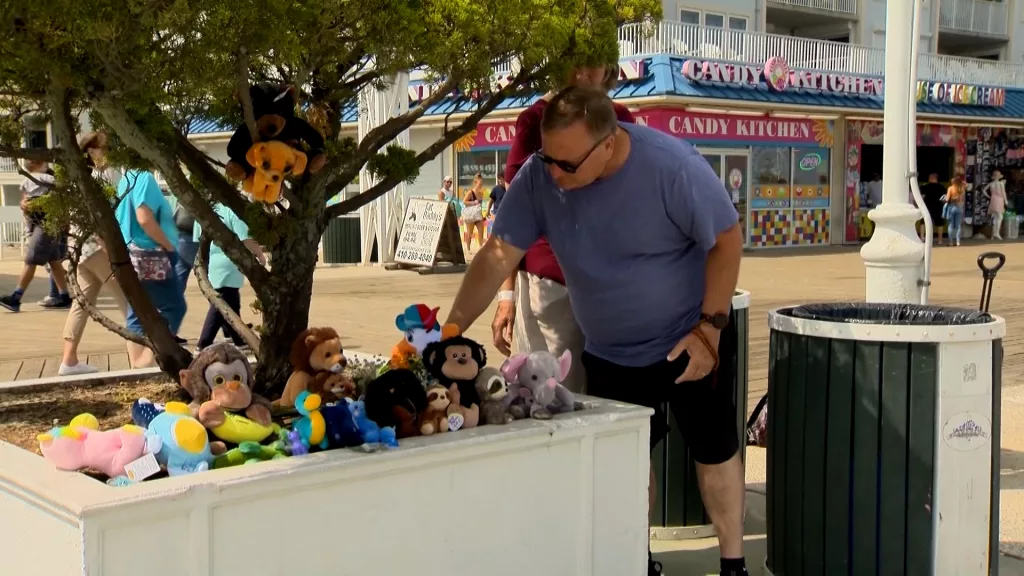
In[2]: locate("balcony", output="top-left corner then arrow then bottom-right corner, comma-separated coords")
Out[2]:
767,0 -> 856,16
939,0 -> 1009,37
0,157 -> 17,173
619,21 -> 1024,88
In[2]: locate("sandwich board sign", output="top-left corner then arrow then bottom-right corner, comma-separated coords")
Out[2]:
391,198 -> 466,273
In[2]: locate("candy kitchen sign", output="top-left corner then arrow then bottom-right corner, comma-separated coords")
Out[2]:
682,58 -> 1006,107
634,108 -> 827,146
453,120 -> 518,150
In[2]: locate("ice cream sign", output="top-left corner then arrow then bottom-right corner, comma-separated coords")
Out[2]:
682,57 -> 1006,106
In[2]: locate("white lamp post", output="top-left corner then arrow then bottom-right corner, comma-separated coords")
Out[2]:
860,0 -> 925,303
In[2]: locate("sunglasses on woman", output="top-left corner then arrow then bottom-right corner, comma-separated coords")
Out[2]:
535,132 -> 613,174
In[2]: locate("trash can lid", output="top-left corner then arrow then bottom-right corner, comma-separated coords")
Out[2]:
788,302 -> 992,325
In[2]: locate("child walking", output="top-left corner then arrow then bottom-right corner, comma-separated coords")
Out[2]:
193,204 -> 265,351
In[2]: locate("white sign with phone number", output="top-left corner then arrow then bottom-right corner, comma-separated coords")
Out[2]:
395,198 -> 449,266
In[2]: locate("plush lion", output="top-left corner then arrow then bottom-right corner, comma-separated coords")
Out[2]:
273,327 -> 348,408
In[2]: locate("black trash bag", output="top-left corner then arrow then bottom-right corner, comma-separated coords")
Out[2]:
746,393 -> 768,448
786,302 -> 992,325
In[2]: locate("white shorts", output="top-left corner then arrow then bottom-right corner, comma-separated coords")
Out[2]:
512,271 -> 587,394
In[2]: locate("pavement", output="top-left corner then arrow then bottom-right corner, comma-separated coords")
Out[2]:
5,241 -> 1024,572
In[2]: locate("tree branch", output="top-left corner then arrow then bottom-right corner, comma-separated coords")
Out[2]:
324,70 -> 535,218
194,236 -> 261,354
66,251 -> 150,347
172,132 -> 249,219
91,95 -> 272,297
317,76 -> 460,199
236,48 -> 259,144
0,145 -> 51,162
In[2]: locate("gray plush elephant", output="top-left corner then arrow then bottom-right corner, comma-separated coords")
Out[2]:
500,350 -> 576,420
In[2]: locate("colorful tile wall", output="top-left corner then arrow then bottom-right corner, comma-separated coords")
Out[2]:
792,208 -> 830,245
749,210 -> 791,247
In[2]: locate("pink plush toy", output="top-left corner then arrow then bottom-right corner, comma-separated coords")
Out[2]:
500,350 -> 576,420
38,413 -> 149,478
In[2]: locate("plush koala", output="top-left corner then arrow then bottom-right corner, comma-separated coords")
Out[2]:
501,349 -> 576,420
475,366 -> 513,425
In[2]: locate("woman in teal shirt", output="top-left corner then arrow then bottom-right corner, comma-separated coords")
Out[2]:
115,170 -> 187,367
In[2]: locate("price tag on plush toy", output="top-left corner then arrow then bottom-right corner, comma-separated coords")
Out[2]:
447,413 -> 464,432
124,453 -> 161,482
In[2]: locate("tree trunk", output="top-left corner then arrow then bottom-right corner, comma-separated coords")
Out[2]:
253,220 -> 321,396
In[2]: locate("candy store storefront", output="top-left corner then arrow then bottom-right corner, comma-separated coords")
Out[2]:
634,107 -> 835,249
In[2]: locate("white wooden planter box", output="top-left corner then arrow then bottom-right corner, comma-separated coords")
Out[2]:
0,397 -> 651,576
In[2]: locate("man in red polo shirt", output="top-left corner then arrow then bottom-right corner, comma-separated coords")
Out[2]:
491,65 -> 634,394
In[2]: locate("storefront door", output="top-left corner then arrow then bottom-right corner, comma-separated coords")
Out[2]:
699,149 -> 750,246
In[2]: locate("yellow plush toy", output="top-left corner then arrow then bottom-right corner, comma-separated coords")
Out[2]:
244,141 -> 308,204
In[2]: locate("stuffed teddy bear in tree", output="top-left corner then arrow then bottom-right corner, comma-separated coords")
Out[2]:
224,83 -> 327,201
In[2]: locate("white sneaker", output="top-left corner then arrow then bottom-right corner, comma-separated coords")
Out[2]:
59,363 -> 100,376
995,235 -> 1003,240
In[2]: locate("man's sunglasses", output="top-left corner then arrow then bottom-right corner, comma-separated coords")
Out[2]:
535,132 -> 613,174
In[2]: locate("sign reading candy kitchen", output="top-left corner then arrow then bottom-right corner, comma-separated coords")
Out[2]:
466,121 -> 517,148
634,108 -> 828,146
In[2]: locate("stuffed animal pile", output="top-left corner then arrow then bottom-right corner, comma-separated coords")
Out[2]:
35,303 -> 582,485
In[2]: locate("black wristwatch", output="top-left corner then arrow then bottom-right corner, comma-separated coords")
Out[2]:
700,312 -> 730,330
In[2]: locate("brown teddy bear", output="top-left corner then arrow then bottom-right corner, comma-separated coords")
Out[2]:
273,327 -> 347,409
417,384 -> 452,436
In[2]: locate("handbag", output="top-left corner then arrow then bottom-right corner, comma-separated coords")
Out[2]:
462,203 -> 483,222
128,243 -> 173,281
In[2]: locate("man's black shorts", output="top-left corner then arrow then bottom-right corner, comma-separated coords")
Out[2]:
583,317 -> 739,466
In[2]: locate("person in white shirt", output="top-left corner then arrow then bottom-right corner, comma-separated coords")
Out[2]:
866,173 -> 883,207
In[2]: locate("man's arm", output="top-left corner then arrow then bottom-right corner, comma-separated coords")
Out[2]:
445,237 -> 526,333
702,224 -> 742,317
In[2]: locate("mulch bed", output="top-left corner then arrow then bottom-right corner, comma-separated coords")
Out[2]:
0,378 -> 186,453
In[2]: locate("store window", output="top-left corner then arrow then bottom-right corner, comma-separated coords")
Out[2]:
728,16 -> 748,31
704,12 -> 724,28
680,9 -> 700,25
456,149 -> 509,197
792,148 -> 830,188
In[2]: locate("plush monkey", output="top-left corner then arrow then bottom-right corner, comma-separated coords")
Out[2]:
274,327 -> 347,409
225,83 -> 326,183
417,384 -> 452,436
178,343 -> 273,430
422,336 -> 485,428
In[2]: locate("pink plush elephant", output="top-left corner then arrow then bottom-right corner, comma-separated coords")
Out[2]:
38,414 -> 149,478
500,350 -> 575,420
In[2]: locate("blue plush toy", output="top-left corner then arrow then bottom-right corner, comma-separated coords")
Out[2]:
321,400 -> 364,449
350,399 -> 399,450
293,391 -> 329,451
145,402 -> 215,476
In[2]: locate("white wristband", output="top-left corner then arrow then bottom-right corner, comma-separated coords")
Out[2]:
497,290 -> 516,302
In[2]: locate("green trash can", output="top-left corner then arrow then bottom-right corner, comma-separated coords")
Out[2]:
650,289 -> 750,539
322,215 -> 361,264
765,303 -> 1004,576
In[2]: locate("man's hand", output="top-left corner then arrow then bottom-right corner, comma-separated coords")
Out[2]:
491,300 -> 516,356
668,324 -> 721,384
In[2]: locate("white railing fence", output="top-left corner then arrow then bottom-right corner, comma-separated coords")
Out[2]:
939,0 -> 1009,36
0,157 -> 19,173
766,0 -> 857,16
0,208 -> 26,260
619,20 -> 1024,88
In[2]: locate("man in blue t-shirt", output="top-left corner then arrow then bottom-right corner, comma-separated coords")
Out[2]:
193,204 -> 266,351
444,87 -> 746,576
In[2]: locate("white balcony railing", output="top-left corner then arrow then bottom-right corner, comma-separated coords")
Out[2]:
619,21 -> 1024,88
940,0 -> 1009,36
767,0 -> 857,16
0,157 -> 17,173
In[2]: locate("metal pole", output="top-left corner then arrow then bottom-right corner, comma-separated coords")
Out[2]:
860,0 -> 925,303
